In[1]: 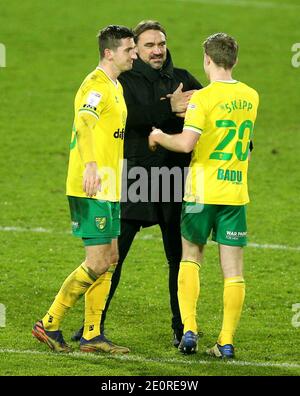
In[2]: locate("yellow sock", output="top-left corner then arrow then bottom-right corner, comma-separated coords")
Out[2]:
178,260 -> 201,334
83,263 -> 116,340
42,262 -> 97,331
218,276 -> 245,346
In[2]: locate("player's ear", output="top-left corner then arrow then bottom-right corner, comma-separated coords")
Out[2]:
103,48 -> 114,60
204,53 -> 211,66
233,57 -> 238,68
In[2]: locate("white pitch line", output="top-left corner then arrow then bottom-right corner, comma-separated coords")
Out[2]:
137,234 -> 300,252
247,242 -> 300,251
173,0 -> 300,10
0,348 -> 299,371
0,226 -> 53,233
1,225 -> 300,252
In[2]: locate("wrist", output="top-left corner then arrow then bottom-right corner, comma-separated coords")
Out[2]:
154,131 -> 163,145
85,161 -> 97,168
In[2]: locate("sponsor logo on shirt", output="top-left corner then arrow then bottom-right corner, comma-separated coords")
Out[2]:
113,128 -> 125,139
83,103 -> 97,111
87,91 -> 102,107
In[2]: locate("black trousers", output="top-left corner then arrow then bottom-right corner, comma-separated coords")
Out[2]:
100,217 -> 183,334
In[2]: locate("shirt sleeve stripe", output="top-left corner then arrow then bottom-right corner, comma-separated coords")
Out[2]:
78,108 -> 99,119
184,125 -> 203,134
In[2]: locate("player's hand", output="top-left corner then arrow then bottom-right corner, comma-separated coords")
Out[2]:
149,127 -> 162,151
168,83 -> 196,113
176,111 -> 186,118
83,162 -> 101,197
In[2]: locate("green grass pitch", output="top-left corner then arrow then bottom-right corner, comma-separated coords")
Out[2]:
0,0 -> 299,376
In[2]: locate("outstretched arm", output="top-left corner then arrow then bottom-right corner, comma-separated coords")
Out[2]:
149,127 -> 200,153
120,77 -> 198,132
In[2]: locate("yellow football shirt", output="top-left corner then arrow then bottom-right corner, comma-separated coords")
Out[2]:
183,80 -> 259,205
66,67 -> 127,201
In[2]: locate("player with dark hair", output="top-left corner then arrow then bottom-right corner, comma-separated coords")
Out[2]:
32,25 -> 136,353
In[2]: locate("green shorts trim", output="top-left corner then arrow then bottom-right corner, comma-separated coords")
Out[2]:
181,202 -> 247,247
68,196 -> 120,246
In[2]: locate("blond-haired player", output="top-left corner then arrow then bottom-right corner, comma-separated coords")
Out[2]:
149,33 -> 259,358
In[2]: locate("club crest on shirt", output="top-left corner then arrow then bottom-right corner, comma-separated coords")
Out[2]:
95,217 -> 106,230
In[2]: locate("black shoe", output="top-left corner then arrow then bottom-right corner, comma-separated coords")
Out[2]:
173,329 -> 183,348
71,326 -> 83,342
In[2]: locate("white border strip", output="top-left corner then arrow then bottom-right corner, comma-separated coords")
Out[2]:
1,226 -> 300,252
0,348 -> 299,370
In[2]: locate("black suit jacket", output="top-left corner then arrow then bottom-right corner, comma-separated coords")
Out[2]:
119,51 -> 202,223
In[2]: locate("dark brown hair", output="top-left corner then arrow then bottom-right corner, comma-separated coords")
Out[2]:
133,20 -> 166,43
97,25 -> 134,58
203,33 -> 238,69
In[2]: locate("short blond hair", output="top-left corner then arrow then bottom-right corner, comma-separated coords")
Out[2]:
203,33 -> 238,69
